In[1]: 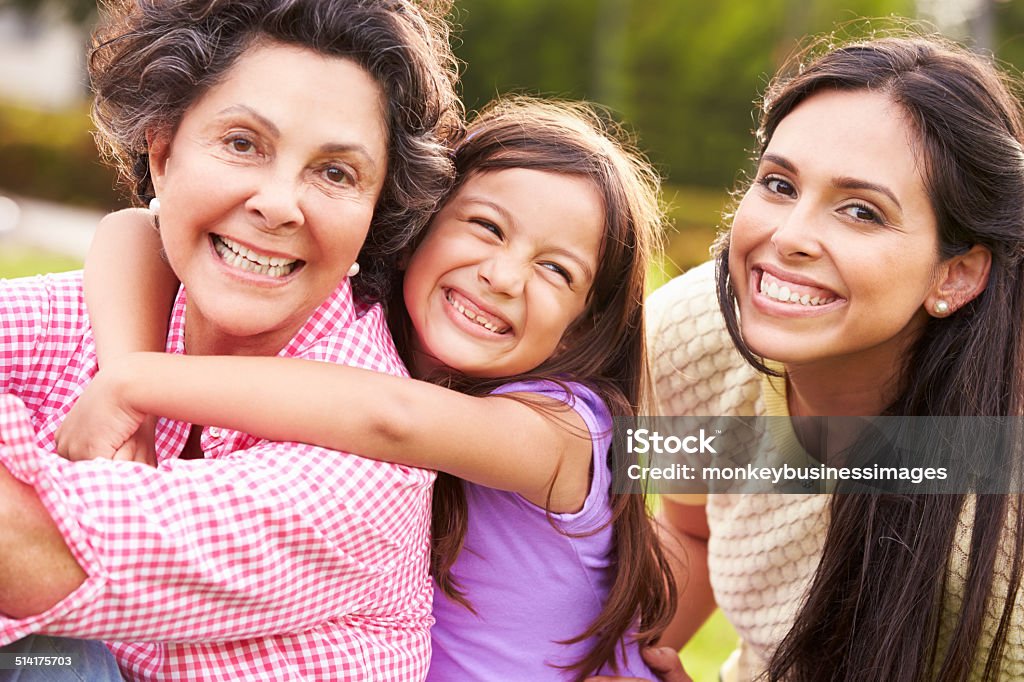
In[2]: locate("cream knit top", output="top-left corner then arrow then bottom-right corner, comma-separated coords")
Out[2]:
646,262 -> 1023,681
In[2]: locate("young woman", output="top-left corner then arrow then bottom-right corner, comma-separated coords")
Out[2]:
647,33 -> 1024,681
57,98 -> 676,681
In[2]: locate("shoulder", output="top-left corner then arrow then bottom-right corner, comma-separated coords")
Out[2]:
1,271 -> 88,339
1,270 -> 85,309
645,261 -> 760,416
646,260 -> 721,340
491,379 -> 611,434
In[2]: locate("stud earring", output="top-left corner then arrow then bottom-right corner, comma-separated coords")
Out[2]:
149,197 -> 161,216
347,262 -> 360,278
933,299 -> 950,315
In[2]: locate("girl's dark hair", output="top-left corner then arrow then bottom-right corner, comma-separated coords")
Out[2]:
394,97 -> 675,680
715,33 -> 1024,681
89,0 -> 463,303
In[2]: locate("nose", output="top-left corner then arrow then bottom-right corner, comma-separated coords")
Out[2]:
478,253 -> 527,297
244,167 -> 305,231
770,200 -> 822,260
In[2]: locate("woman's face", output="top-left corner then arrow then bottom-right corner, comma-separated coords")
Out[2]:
150,41 -> 389,356
729,89 -> 941,370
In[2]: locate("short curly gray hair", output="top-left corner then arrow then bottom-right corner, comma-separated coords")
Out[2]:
89,0 -> 464,302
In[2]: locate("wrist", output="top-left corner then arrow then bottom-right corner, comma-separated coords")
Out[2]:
103,352 -> 153,413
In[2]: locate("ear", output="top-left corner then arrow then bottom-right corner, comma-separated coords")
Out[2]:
146,129 -> 171,197
927,245 -> 991,317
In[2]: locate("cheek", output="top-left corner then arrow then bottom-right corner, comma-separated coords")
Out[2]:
726,204 -> 762,271
727,234 -> 750,290
317,203 -> 375,259
156,222 -> 193,275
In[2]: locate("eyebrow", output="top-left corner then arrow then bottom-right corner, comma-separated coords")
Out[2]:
462,196 -> 596,282
761,153 -> 902,211
832,177 -> 902,211
215,104 -> 380,172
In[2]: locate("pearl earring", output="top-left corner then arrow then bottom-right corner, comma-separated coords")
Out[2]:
347,262 -> 360,278
934,299 -> 950,315
149,197 -> 161,216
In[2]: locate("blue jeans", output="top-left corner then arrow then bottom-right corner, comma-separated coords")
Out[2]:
0,635 -> 122,681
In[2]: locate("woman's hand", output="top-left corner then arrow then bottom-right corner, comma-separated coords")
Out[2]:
585,647 -> 692,682
55,363 -> 156,466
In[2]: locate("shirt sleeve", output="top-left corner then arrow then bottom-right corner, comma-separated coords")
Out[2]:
0,393 -> 432,644
0,274 -> 89,414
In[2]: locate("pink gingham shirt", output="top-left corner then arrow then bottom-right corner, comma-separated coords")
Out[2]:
0,271 -> 435,681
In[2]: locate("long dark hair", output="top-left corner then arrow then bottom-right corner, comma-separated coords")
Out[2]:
716,34 -> 1024,681
392,97 -> 676,680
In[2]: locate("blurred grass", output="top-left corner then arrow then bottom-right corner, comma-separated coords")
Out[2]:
0,244 -> 81,278
680,609 -> 737,681
657,184 -> 730,282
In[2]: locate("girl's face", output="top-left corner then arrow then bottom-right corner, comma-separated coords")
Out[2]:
403,168 -> 604,378
729,89 -> 941,370
150,41 -> 389,356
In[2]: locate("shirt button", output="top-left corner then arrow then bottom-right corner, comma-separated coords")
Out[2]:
209,426 -> 222,439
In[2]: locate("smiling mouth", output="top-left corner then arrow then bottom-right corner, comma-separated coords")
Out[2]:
758,270 -> 839,307
444,288 -> 511,334
212,235 -> 303,278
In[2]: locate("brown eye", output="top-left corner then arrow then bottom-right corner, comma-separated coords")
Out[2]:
228,137 -> 255,153
762,176 -> 796,197
472,220 -> 503,239
841,203 -> 885,225
540,261 -> 572,284
324,166 -> 352,185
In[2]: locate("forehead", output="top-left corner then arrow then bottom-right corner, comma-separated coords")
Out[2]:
767,89 -> 927,196
456,168 -> 604,248
181,41 -> 389,158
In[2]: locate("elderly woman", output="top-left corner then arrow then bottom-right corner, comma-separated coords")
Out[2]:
0,0 -> 461,679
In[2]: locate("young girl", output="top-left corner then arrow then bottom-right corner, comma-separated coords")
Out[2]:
57,97 -> 676,681
647,34 -> 1024,681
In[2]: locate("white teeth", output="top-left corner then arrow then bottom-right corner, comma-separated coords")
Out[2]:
759,273 -> 836,307
213,235 -> 300,278
445,290 -> 508,334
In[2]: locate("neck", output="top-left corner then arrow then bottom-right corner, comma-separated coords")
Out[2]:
184,311 -> 295,357
785,365 -> 891,417
784,348 -> 911,419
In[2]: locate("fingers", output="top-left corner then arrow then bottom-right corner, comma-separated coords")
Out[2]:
640,647 -> 692,682
584,648 -> 691,682
111,432 -> 158,467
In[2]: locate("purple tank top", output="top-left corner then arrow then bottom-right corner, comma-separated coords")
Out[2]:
427,380 -> 655,681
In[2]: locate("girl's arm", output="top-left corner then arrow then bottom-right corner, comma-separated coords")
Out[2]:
86,208 -> 179,361
61,353 -> 595,513
77,208 -> 180,464
655,496 -> 716,649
